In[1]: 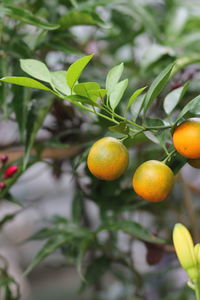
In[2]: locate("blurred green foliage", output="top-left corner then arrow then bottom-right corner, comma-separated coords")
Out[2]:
0,0 -> 200,299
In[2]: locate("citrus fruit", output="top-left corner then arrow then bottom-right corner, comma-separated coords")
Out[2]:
172,118 -> 200,159
132,160 -> 174,202
87,137 -> 129,180
188,159 -> 200,169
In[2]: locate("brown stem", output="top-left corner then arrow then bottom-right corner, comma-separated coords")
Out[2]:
0,145 -> 82,163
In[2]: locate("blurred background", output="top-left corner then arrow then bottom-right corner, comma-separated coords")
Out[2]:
0,0 -> 200,299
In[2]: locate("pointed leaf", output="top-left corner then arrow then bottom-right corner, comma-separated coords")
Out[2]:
23,237 -> 67,275
141,44 -> 175,71
130,3 -> 161,40
66,54 -> 94,91
144,131 -> 160,144
51,71 -> 70,95
163,82 -> 189,114
176,95 -> 200,122
165,7 -> 188,42
74,82 -> 100,99
126,86 -> 147,112
88,89 -> 107,99
109,79 -> 128,110
5,5 -> 59,30
106,63 -> 124,95
98,220 -> 165,244
28,228 -> 60,240
0,76 -> 51,91
12,86 -> 29,140
60,11 -> 99,28
0,212 -> 19,229
72,192 -> 84,223
20,59 -> 51,83
143,63 -> 174,114
130,93 -> 146,121
23,98 -> 53,169
109,122 -> 129,134
84,256 -> 110,285
144,118 -> 165,127
77,238 -> 93,281
67,95 -> 100,107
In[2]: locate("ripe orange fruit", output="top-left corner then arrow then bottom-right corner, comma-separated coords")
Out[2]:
188,159 -> 200,169
87,137 -> 129,180
132,160 -> 174,202
172,118 -> 200,159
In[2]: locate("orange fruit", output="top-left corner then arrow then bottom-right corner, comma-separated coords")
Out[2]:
132,160 -> 174,202
87,137 -> 129,180
188,159 -> 200,169
172,118 -> 200,159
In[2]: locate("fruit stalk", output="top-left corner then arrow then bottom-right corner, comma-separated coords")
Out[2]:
195,283 -> 200,300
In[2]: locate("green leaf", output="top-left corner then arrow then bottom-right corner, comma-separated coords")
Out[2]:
163,82 -> 189,114
10,86 -> 27,140
23,29 -> 47,51
0,212 -> 19,229
109,122 -> 129,134
23,237 -> 67,276
83,256 -> 110,286
20,59 -> 51,83
59,11 -> 99,28
128,2 -> 161,40
0,76 -> 51,91
98,220 -> 165,244
126,86 -> 147,112
5,5 -> 60,30
74,82 -> 100,100
144,118 -> 165,127
23,98 -> 53,169
47,39 -> 83,55
109,79 -> 128,110
77,238 -> 92,281
66,54 -> 94,91
51,215 -> 68,225
106,63 -> 124,95
143,63 -> 174,114
130,93 -> 146,121
67,95 -> 100,107
72,192 -> 84,223
165,7 -> 188,42
141,44 -> 175,71
28,228 -> 61,240
177,32 -> 200,48
143,119 -> 169,146
88,89 -> 107,100
144,131 -> 160,144
50,71 -> 70,95
176,95 -> 200,122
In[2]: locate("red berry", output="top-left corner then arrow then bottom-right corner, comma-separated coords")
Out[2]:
0,154 -> 8,164
170,81 -> 182,90
0,182 -> 6,190
3,165 -> 18,179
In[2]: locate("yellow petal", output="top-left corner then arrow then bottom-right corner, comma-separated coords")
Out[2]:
173,223 -> 198,282
194,243 -> 200,266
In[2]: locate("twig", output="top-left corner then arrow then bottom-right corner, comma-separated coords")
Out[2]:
0,145 -> 82,163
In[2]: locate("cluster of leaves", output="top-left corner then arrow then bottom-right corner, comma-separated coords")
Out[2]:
1,54 -> 199,170
23,215 -> 164,285
0,255 -> 20,300
1,0 -> 200,299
